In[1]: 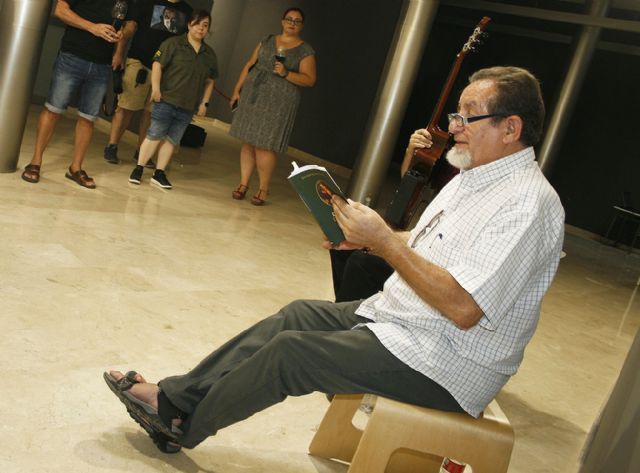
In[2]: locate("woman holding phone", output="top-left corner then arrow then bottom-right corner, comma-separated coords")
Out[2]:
229,7 -> 316,205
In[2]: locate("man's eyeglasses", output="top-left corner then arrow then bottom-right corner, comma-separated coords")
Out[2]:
284,17 -> 303,25
447,112 -> 502,127
411,210 -> 444,249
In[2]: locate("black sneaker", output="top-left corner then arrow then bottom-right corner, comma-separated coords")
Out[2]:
129,165 -> 143,184
133,150 -> 156,169
104,144 -> 119,164
151,170 -> 172,189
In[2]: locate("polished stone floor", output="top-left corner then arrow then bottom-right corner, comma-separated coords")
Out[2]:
1,107 -> 638,472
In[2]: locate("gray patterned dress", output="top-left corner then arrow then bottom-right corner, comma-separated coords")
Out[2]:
229,35 -> 315,153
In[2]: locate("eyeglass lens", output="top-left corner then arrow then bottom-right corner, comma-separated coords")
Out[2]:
447,113 -> 501,127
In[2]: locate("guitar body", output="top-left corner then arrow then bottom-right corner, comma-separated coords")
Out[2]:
386,126 -> 456,229
413,125 -> 459,193
385,17 -> 490,230
413,126 -> 449,167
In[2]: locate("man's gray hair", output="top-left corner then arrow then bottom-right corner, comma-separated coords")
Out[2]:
470,66 -> 545,146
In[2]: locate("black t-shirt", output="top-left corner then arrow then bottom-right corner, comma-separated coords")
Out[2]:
127,0 -> 193,68
60,0 -> 132,65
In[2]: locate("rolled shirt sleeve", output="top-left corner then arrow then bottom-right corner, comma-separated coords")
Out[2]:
153,38 -> 176,69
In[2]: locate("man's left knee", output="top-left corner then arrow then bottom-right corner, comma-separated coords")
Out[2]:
279,299 -> 326,321
264,330 -> 309,366
280,299 -> 309,313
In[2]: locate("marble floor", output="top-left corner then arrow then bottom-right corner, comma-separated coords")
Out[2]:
1,107 -> 638,473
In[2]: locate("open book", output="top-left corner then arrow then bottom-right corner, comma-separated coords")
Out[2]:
288,162 -> 346,245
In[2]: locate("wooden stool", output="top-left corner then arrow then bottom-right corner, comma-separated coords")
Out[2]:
309,394 -> 514,473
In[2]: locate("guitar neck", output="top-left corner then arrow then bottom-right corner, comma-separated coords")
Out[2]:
427,51 -> 465,130
425,16 -> 491,130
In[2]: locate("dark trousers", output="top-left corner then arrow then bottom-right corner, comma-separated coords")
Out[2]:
330,250 -> 394,302
159,299 -> 464,448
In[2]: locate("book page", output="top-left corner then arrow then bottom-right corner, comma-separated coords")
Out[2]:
288,161 -> 328,178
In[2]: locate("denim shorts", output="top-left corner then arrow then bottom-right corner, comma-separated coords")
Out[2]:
45,51 -> 111,121
147,100 -> 193,145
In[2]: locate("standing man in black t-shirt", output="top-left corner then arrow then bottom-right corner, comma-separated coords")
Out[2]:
21,0 -> 127,188
104,0 -> 193,165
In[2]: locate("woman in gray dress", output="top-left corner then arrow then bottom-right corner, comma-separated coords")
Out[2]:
229,7 -> 316,205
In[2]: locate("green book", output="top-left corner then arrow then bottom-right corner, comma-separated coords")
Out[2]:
288,161 -> 346,245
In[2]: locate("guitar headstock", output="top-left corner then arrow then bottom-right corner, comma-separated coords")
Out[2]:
427,16 -> 492,133
462,16 -> 491,54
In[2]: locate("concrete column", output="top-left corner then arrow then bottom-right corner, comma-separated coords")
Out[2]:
347,0 -> 439,206
538,0 -> 610,174
0,0 -> 52,173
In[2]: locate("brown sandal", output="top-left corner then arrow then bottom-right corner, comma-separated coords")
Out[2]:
251,189 -> 268,206
232,184 -> 248,200
65,168 -> 96,189
21,164 -> 41,183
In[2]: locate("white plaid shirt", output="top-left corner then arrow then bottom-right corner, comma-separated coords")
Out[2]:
356,147 -> 565,416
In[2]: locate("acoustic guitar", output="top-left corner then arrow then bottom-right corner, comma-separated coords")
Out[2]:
386,16 -> 491,229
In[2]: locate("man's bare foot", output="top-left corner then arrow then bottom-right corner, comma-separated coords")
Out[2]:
108,370 -> 159,411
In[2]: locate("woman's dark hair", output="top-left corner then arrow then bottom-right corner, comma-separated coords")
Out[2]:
282,7 -> 304,22
469,66 -> 545,146
188,10 -> 212,30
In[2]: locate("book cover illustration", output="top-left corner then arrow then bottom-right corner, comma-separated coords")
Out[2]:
288,162 -> 346,245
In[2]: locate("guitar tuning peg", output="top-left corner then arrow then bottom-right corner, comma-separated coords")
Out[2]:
480,32 -> 489,40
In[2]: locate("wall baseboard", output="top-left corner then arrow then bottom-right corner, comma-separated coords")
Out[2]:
565,223 -> 601,241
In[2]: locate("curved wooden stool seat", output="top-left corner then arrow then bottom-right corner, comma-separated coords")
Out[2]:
309,394 -> 514,473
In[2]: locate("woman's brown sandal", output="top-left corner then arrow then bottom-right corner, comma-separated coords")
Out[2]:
232,184 -> 249,200
21,164 -> 41,183
251,189 -> 268,206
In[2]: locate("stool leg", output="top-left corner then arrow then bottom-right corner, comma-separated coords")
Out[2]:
347,410 -> 403,473
348,398 -> 514,473
347,397 -> 440,473
629,222 -> 640,253
308,394 -> 364,463
435,413 -> 514,473
453,428 -> 514,473
605,213 -> 619,246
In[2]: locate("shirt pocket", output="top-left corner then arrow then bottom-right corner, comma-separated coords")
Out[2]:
423,222 -> 464,267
